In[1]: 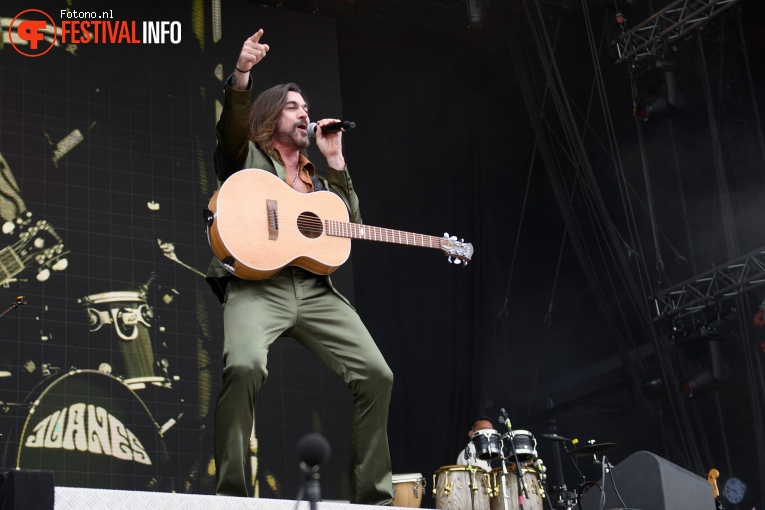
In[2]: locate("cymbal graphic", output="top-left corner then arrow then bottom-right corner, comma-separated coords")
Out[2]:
566,442 -> 620,457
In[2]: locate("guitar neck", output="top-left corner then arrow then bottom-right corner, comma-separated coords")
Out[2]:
325,220 -> 441,249
0,246 -> 23,284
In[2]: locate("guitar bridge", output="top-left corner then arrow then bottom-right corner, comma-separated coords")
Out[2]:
267,199 -> 278,240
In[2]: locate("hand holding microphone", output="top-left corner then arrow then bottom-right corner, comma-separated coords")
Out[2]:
310,119 -> 353,170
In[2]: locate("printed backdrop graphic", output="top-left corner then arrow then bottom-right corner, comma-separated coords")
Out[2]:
0,0 -> 355,499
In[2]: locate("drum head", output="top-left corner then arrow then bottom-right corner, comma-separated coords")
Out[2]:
14,369 -> 168,490
392,472 -> 424,483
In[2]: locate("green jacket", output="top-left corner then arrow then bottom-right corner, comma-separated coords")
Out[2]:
205,77 -> 363,301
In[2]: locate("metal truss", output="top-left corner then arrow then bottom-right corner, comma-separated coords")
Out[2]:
613,0 -> 743,64
651,246 -> 765,321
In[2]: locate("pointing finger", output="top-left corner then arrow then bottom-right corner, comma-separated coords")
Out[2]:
250,28 -> 263,43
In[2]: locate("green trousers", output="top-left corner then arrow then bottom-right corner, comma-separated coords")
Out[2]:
214,267 -> 393,505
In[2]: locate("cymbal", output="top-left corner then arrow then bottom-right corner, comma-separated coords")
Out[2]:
566,442 -> 619,457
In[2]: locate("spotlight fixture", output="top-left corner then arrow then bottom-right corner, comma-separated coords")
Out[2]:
679,366 -> 718,398
465,0 -> 485,28
678,337 -> 731,398
634,93 -> 669,122
632,59 -> 684,122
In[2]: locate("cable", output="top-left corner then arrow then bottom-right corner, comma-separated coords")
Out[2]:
604,456 -> 627,508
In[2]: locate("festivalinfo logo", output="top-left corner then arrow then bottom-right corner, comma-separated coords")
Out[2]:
7,8 -> 182,57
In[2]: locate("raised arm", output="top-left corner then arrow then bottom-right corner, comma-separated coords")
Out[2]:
214,29 -> 270,181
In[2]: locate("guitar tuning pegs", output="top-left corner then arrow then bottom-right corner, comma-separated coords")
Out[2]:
447,257 -> 453,264
463,262 -> 468,267
453,258 -> 462,265
443,232 -> 449,238
37,269 -> 51,282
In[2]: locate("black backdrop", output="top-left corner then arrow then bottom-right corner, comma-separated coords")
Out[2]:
2,0 -> 765,507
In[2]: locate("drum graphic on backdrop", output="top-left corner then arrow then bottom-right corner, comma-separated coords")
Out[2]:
8,369 -> 169,490
79,275 -> 178,391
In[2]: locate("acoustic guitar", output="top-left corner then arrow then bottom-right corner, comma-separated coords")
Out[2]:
204,168 -> 474,280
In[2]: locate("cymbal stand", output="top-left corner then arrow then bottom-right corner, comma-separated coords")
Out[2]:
561,442 -> 588,485
0,296 -> 26,319
562,444 -> 601,507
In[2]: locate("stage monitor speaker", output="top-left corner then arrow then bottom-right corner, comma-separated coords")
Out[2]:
0,470 -> 54,510
579,451 -> 715,510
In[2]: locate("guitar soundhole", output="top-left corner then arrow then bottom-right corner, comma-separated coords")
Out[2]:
297,212 -> 323,239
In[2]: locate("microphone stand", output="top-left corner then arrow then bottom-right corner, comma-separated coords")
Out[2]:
498,447 -> 512,510
0,296 -> 26,319
464,443 -> 478,510
505,429 -> 527,510
498,411 -> 526,510
300,462 -> 321,510
468,464 -> 476,510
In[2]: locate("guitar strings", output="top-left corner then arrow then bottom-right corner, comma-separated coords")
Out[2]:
292,217 -> 441,247
295,218 -> 324,233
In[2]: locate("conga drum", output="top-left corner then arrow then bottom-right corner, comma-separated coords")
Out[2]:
392,473 -> 426,507
488,465 -> 545,510
433,465 -> 490,510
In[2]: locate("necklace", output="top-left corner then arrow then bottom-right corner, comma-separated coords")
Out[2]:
289,167 -> 300,188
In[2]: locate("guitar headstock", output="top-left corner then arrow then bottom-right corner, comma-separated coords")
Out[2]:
1,216 -> 69,285
440,233 -> 474,266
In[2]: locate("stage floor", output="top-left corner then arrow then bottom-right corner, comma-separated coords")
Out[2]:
54,487 -> 430,509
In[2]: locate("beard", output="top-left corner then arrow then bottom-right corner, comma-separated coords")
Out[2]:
276,123 -> 310,150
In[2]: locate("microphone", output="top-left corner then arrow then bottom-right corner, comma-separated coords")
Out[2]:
298,432 -> 331,470
307,120 -> 355,136
498,408 -> 511,429
541,433 -> 572,443
297,433 -> 331,510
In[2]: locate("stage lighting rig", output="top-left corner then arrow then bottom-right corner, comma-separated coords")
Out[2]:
632,58 -> 685,121
675,324 -> 732,398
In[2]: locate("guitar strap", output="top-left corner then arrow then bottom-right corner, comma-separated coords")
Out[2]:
310,175 -> 325,191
